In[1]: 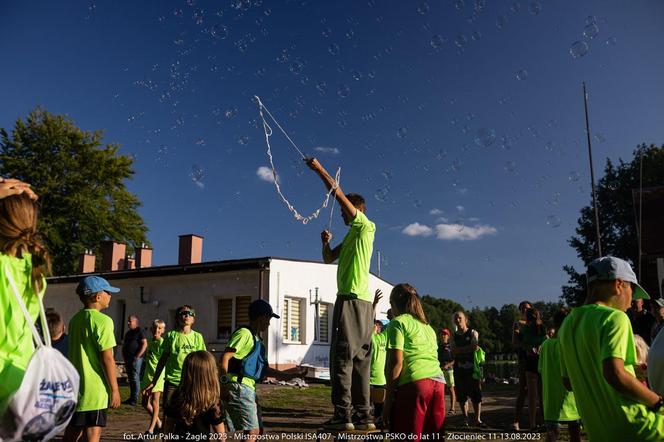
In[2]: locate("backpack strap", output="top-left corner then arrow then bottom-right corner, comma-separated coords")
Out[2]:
4,268 -> 50,348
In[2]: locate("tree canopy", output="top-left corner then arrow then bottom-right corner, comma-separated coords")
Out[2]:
562,144 -> 664,306
0,108 -> 149,275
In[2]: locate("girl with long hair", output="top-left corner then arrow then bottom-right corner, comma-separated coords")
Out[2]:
382,283 -> 445,441
163,350 -> 225,437
0,182 -> 51,416
523,307 -> 546,430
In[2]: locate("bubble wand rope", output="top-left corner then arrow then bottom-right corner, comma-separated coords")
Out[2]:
255,95 -> 341,225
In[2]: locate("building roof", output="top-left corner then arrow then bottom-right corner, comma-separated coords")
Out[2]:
47,256 -> 393,285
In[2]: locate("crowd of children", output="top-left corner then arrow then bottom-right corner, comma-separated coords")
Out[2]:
4,174 -> 664,442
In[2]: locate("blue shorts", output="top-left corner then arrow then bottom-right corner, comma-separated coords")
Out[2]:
223,382 -> 262,432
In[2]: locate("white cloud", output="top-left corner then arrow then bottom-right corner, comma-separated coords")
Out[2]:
313,146 -> 340,155
256,166 -> 278,183
429,208 -> 443,215
436,216 -> 449,223
456,205 -> 465,212
434,223 -> 497,241
402,223 -> 433,237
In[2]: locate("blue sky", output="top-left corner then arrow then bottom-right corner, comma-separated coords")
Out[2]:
1,0 -> 663,307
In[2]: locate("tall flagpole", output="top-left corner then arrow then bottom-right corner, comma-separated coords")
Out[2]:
583,82 -> 603,258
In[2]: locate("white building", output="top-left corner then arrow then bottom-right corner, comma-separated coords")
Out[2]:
44,237 -> 393,370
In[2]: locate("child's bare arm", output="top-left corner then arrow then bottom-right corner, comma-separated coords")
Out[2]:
603,358 -> 661,407
305,158 -> 357,221
383,349 -> 404,428
101,348 -> 121,409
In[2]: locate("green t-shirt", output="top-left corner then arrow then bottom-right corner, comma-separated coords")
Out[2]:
538,337 -> 579,422
370,331 -> 387,386
163,329 -> 206,385
0,253 -> 44,414
141,337 -> 165,390
337,211 -> 375,302
559,304 -> 664,441
386,314 -> 443,386
68,309 -> 117,411
226,327 -> 261,390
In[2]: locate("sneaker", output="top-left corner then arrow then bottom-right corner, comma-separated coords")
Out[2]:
511,422 -> 520,431
122,399 -> 137,406
323,416 -> 355,431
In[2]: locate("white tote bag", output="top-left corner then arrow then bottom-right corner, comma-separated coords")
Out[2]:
0,270 -> 79,441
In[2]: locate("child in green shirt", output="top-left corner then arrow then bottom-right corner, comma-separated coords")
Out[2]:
63,276 -> 121,442
143,305 -> 206,407
383,283 -> 445,438
141,319 -> 166,435
558,256 -> 664,441
538,308 -> 580,442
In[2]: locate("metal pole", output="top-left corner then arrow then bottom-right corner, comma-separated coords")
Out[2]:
377,250 -> 381,277
583,82 -> 603,258
638,147 -> 643,280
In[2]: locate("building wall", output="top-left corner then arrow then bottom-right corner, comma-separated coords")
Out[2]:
43,258 -> 393,369
43,269 -> 263,357
268,259 -> 393,369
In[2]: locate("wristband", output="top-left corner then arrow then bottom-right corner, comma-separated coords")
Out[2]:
220,375 -> 230,384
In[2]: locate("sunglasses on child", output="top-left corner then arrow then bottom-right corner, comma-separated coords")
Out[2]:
179,310 -> 196,317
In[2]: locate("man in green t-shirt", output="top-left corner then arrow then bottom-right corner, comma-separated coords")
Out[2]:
63,276 -> 121,442
220,299 -> 305,435
306,157 -> 376,431
558,256 -> 664,441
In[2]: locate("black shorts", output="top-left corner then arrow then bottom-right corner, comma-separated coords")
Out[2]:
69,409 -> 108,427
455,368 -> 482,404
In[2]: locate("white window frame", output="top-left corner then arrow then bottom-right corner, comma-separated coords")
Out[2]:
282,297 -> 305,344
217,295 -> 253,341
314,302 -> 332,344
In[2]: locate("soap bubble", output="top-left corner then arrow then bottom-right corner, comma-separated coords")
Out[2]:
417,2 -> 430,15
337,84 -> 350,98
585,15 -> 597,26
430,34 -> 445,49
504,161 -> 517,173
568,171 -> 580,182
496,15 -> 508,30
352,70 -> 362,81
605,36 -> 617,46
515,69 -> 528,80
583,23 -> 599,39
546,215 -> 561,228
570,41 -> 589,58
474,128 -> 496,147
190,165 -> 205,188
454,34 -> 468,48
528,1 -> 541,15
328,43 -> 340,55
396,127 -> 408,138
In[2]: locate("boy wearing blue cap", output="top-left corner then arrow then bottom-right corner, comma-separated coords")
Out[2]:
63,276 -> 121,442
558,256 -> 664,441
219,299 -> 305,435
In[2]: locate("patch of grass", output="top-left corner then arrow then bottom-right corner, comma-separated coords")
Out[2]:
259,384 -> 331,415
108,386 -> 141,417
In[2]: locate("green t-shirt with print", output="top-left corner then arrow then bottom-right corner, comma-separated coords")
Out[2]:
538,337 -> 579,422
0,253 -> 45,414
226,327 -> 262,390
68,309 -> 117,411
386,314 -> 443,387
163,329 -> 206,385
141,337 -> 165,391
559,304 -> 664,441
370,331 -> 388,386
337,210 -> 375,302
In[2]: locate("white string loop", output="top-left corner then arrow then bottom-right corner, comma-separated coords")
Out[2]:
255,95 -> 341,225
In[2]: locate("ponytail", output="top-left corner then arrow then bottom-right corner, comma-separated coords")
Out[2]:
390,283 -> 429,324
0,194 -> 52,295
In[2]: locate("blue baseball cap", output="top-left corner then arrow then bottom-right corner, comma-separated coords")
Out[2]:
587,256 -> 650,300
76,276 -> 121,297
249,299 -> 279,320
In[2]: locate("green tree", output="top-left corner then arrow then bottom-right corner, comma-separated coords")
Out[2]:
562,144 -> 664,306
0,108 -> 149,275
420,295 -> 463,334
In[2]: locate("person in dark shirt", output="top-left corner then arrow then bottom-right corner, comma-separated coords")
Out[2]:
652,299 -> 664,342
629,299 -> 656,345
46,310 -> 69,357
122,315 -> 147,405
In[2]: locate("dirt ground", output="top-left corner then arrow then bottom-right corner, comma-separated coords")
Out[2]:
52,383 -> 586,441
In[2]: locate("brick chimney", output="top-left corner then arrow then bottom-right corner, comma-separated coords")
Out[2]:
178,234 -> 203,265
101,241 -> 126,271
135,243 -> 153,268
78,250 -> 96,274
